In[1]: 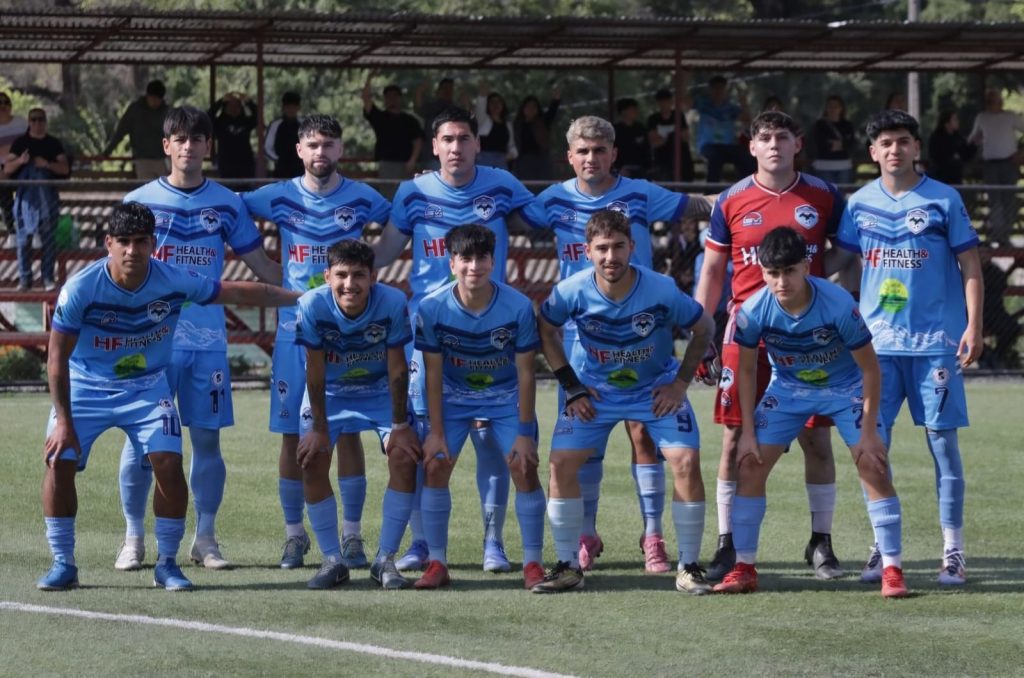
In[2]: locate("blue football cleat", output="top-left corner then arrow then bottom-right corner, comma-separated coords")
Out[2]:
37,559 -> 79,591
154,558 -> 193,591
483,539 -> 512,573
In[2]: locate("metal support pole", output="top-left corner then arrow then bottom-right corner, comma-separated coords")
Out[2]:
209,64 -> 217,166
907,0 -> 921,119
607,69 -> 615,122
256,40 -> 267,178
673,50 -> 683,183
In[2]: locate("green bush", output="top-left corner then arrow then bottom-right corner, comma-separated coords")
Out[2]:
0,347 -> 44,381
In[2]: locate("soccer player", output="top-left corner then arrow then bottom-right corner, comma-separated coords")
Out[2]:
694,110 -> 847,581
115,106 -> 281,572
38,202 -> 299,592
837,109 -> 983,586
293,240 -> 421,590
522,115 -> 715,573
712,226 -> 907,598
244,114 -> 391,570
372,106 -> 537,573
412,224 -> 546,590
534,210 -> 715,595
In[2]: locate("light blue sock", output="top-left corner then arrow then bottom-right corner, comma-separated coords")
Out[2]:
578,458 -> 603,537
338,475 -> 368,528
118,437 -> 151,538
925,429 -> 964,529
377,488 -> 415,558
408,464 -> 425,543
671,500 -> 705,566
421,487 -> 452,564
470,424 -> 510,540
278,477 -> 305,527
307,495 -> 341,559
732,495 -> 767,564
634,463 -> 666,536
515,488 -> 546,564
868,496 -> 903,559
189,427 -> 225,539
44,516 -> 76,565
154,516 -> 186,562
547,497 -> 584,567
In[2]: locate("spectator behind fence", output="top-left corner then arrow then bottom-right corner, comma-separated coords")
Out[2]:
415,77 -> 455,170
210,92 -> 257,180
647,89 -> 694,182
3,108 -> 69,291
0,91 -> 28,233
613,97 -> 650,179
661,216 -> 702,296
811,95 -> 857,185
928,110 -> 975,186
695,75 -> 752,183
474,85 -> 517,171
265,91 -> 304,179
362,74 -> 423,190
103,80 -> 169,180
514,84 -> 561,183
969,89 -> 1024,246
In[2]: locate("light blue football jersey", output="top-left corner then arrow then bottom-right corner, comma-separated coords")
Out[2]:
541,266 -> 704,402
52,258 -> 219,389
734,276 -> 872,392
414,280 -> 539,412
390,166 -> 534,312
125,178 -> 261,351
243,177 -> 391,338
294,282 -> 412,398
836,176 -> 979,356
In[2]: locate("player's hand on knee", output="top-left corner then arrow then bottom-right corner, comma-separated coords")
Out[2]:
736,431 -> 762,468
386,426 -> 422,463
694,342 -> 722,386
296,430 -> 330,468
852,430 -> 889,478
423,431 -> 452,471
651,379 -> 687,418
508,435 -> 539,475
44,420 -> 80,468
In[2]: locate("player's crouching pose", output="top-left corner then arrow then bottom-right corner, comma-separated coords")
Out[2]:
534,210 -> 715,595
294,240 -> 421,590
414,224 -> 547,590
713,226 -> 907,598
39,202 -> 301,592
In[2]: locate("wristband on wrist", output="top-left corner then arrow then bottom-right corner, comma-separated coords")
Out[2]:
554,365 -> 582,391
391,421 -> 410,431
517,420 -> 537,437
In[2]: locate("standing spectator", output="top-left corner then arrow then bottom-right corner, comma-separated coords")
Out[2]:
612,97 -> 650,178
647,89 -> 694,182
209,92 -> 257,180
474,87 -> 517,170
415,77 -> 455,170
362,74 -> 423,195
3,108 -> 69,291
695,75 -> 751,183
103,80 -> 169,180
811,95 -> 857,185
928,110 -> 975,186
662,216 -> 702,295
0,91 -> 28,233
514,84 -> 561,183
969,88 -> 1024,245
265,91 -> 303,179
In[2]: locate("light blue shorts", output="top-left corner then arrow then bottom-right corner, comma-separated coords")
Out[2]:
753,384 -> 888,448
299,391 -> 415,454
421,405 -> 532,461
879,354 -> 969,430
550,395 -> 700,454
168,349 -> 233,429
269,335 -> 306,434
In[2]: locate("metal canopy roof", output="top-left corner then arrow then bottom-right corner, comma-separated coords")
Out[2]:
1,8 -> 1023,72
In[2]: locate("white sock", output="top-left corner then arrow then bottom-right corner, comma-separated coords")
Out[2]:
881,553 -> 902,569
805,483 -> 836,534
285,522 -> 306,539
942,527 -> 964,554
716,479 -> 735,535
342,520 -> 361,539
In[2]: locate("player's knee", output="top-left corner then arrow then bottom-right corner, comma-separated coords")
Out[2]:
720,427 -> 741,462
549,454 -> 581,482
424,461 -> 453,487
148,453 -> 186,486
387,450 -> 418,484
797,427 -> 833,463
46,459 -> 78,487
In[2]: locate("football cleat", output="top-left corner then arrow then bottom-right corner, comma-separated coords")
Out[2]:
938,549 -> 967,586
578,534 -> 604,571
531,561 -> 584,594
675,562 -> 713,595
881,565 -> 908,598
523,561 -> 546,590
370,555 -> 410,590
713,562 -> 758,594
640,533 -> 671,574
860,543 -> 883,583
395,539 -> 429,572
804,532 -> 845,580
340,535 -> 369,569
414,560 -> 451,589
190,537 -> 232,570
280,533 -> 311,570
114,539 -> 145,571
706,533 -> 736,581
37,559 -> 79,591
153,558 -> 193,591
483,539 -> 512,573
307,558 -> 350,590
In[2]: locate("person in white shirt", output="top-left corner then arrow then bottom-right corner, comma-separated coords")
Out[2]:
969,89 -> 1024,245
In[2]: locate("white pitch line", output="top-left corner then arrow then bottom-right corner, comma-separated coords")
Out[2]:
1,601 -> 577,678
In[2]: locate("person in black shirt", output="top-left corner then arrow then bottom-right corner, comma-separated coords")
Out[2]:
475,88 -> 517,171
613,98 -> 650,178
928,110 -> 976,186
362,75 -> 423,196
265,92 -> 303,179
810,95 -> 857,185
210,93 -> 257,181
514,84 -> 561,183
647,88 -> 694,182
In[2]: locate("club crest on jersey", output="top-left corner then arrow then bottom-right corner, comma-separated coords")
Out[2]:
631,312 -> 655,337
606,201 -> 629,216
200,208 -> 221,233
153,211 -> 172,229
211,370 -> 224,386
364,324 -> 386,344
762,395 -> 779,410
905,208 -> 929,234
559,208 -> 577,223
794,204 -> 819,229
288,211 -> 305,225
719,367 -> 735,390
334,206 -> 356,231
742,211 -> 763,227
812,327 -> 835,345
100,311 -> 118,326
490,327 -> 513,350
147,300 -> 170,323
474,196 -> 496,220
